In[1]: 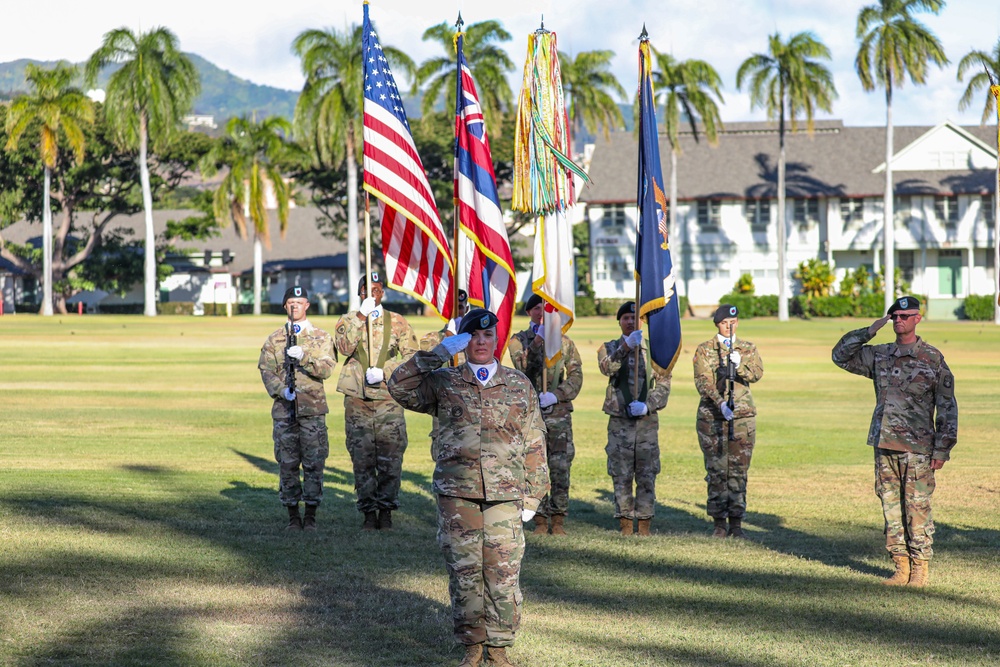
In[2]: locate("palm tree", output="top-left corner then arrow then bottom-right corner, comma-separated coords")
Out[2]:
856,0 -> 947,313
292,25 -> 414,311
650,48 -> 724,293
559,49 -> 627,146
85,27 -> 200,317
418,19 -> 514,137
201,116 -> 299,315
737,32 -> 837,321
957,41 -> 1000,325
4,62 -> 94,316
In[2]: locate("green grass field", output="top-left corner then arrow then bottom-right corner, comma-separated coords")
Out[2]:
1,313 -> 998,666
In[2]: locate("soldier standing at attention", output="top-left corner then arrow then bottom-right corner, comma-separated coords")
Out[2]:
832,296 -> 958,587
507,293 -> 583,536
334,272 -> 419,531
258,287 -> 336,531
598,301 -> 672,536
692,304 -> 764,538
388,308 -> 548,667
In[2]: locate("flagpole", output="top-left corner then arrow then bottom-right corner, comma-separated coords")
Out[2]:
364,191 -> 374,372
453,12 -> 463,327
633,24 -> 650,399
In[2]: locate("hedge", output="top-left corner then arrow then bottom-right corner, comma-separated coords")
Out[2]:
961,295 -> 995,321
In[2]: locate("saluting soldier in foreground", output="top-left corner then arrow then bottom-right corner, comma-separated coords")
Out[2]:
258,287 -> 336,531
507,293 -> 583,535
333,272 -> 419,530
598,301 -> 671,536
692,304 -> 764,538
388,308 -> 548,667
832,296 -> 958,587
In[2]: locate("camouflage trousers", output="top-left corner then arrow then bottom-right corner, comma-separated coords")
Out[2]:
344,396 -> 408,513
437,495 -> 524,648
605,415 -> 660,520
273,415 -> 329,506
875,448 -> 936,560
537,414 -> 575,517
697,416 -> 756,519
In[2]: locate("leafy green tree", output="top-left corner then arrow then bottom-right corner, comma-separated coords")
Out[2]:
855,0 -> 947,312
734,273 -> 756,295
86,26 -> 200,316
559,49 -> 627,144
4,62 -> 94,315
737,32 -> 837,321
292,25 -> 414,311
201,115 -> 301,315
794,258 -> 836,298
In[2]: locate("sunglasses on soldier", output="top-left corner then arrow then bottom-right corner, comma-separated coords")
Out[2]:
890,312 -> 917,321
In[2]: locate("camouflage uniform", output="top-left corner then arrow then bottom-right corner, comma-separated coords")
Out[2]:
388,345 -> 548,648
258,322 -> 336,507
692,336 -> 764,519
334,308 -> 418,513
832,328 -> 958,560
419,328 -> 466,458
508,328 -> 583,517
598,338 -> 671,520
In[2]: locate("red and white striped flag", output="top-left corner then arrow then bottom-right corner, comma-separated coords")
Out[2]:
362,3 -> 453,320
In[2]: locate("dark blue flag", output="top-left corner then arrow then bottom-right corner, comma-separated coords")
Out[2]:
635,38 -> 682,374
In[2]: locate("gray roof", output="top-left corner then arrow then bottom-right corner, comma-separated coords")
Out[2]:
581,120 -> 997,204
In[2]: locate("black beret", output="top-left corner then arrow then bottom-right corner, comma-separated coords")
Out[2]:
458,307 -> 499,336
888,295 -> 921,314
282,286 -> 308,305
357,271 -> 384,295
616,301 -> 636,320
524,293 -> 543,313
713,304 -> 738,324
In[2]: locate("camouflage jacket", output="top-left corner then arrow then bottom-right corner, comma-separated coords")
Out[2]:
692,336 -> 764,420
598,337 -> 671,418
832,327 -> 958,459
387,345 -> 550,508
334,309 -> 418,401
419,328 -> 466,365
507,328 -> 583,418
259,322 -> 336,419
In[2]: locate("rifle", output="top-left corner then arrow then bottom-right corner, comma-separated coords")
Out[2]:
726,327 -> 736,441
284,319 -> 297,420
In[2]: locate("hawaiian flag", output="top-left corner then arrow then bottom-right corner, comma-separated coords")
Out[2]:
362,3 -> 453,320
635,37 -> 682,374
454,28 -> 516,358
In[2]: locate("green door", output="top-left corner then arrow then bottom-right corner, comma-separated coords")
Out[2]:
938,253 -> 963,297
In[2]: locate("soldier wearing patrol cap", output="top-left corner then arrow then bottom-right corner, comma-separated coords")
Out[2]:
597,301 -> 672,536
388,307 -> 548,667
692,304 -> 764,538
833,295 -> 958,587
333,271 -> 419,530
258,286 -> 336,531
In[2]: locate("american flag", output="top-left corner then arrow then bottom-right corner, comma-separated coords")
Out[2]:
454,29 -> 516,358
362,3 -> 453,320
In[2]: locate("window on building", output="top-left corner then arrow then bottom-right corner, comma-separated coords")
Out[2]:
893,195 -> 912,227
840,197 -> 864,228
600,204 -> 627,229
898,250 -> 915,284
745,198 -> 770,231
793,198 -> 819,226
934,195 -> 959,225
697,200 -> 721,230
980,194 -> 996,225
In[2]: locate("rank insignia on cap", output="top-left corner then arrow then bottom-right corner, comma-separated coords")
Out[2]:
476,367 -> 489,381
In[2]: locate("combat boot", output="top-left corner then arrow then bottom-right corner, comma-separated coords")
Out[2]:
378,509 -> 393,530
457,643 -> 484,667
486,646 -> 517,667
550,515 -> 567,536
728,517 -> 746,539
908,559 -> 930,587
532,516 -> 548,535
712,518 -> 728,538
619,517 -> 634,536
303,504 -> 317,531
362,511 -> 378,531
637,518 -> 651,536
285,505 -> 302,531
881,555 -> 911,586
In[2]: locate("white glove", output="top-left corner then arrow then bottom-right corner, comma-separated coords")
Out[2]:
286,345 -> 304,361
521,509 -> 536,523
719,402 -> 734,421
365,367 -> 385,384
281,388 -> 296,401
539,392 -> 558,409
359,297 -> 376,317
625,330 -> 642,349
441,332 -> 471,355
446,318 -> 459,335
628,401 -> 648,417
730,350 -> 741,366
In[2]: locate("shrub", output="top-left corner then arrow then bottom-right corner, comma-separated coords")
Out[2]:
961,294 -> 994,321
575,294 -> 597,317
718,293 -> 777,318
733,274 -> 755,295
794,259 -> 835,297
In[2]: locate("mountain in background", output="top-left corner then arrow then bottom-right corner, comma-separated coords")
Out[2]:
0,54 -> 299,123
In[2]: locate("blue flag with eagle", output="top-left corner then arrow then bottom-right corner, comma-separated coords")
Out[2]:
634,36 -> 682,374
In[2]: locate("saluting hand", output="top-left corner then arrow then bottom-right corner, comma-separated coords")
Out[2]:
868,314 -> 891,336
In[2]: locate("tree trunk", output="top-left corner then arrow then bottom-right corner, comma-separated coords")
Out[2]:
139,113 -> 157,317
777,100 -> 788,322
346,131 -> 360,312
41,166 -> 54,316
883,86 -> 895,313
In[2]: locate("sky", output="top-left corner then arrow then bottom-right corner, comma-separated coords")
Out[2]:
4,0 -> 1000,128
